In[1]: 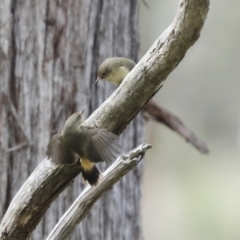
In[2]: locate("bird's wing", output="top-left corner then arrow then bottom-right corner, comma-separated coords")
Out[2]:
120,58 -> 136,71
82,127 -> 121,163
46,134 -> 76,164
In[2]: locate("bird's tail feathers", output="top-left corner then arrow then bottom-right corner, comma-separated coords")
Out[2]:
81,158 -> 101,186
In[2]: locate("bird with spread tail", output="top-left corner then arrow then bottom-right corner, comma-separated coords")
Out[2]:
46,111 -> 120,186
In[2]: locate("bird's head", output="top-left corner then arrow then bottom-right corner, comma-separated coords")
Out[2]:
62,110 -> 85,134
96,57 -> 136,86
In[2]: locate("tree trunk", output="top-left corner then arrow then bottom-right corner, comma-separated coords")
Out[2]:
0,1 -> 143,239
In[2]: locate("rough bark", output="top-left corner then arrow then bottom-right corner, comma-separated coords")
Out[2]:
0,1 -> 142,239
0,0 -> 210,239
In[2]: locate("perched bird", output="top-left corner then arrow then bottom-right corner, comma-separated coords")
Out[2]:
46,111 -> 120,186
96,57 -> 136,85
96,57 -> 210,154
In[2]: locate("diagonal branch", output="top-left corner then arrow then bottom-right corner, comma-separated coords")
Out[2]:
0,0 -> 209,239
144,101 -> 209,154
86,0 -> 209,133
46,143 -> 151,240
3,93 -> 31,152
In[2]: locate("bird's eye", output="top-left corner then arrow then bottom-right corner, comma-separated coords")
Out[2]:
77,115 -> 81,120
103,68 -> 110,77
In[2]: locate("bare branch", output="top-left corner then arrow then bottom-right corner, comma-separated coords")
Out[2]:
46,143 -> 151,240
144,101 -> 209,154
86,0 -> 209,134
3,93 -> 31,152
0,0 -> 209,239
0,160 -> 81,240
5,141 -> 29,152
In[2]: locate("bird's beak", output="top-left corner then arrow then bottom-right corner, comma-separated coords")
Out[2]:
80,109 -> 85,115
95,77 -> 102,85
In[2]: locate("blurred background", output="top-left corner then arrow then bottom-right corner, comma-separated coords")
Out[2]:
139,0 -> 240,239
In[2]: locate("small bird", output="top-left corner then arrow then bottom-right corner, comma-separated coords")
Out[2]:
96,57 -> 136,85
96,57 -> 210,155
46,111 -> 120,186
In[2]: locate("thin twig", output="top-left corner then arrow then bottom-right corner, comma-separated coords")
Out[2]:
3,93 -> 31,151
46,143 -> 151,240
5,141 -> 29,152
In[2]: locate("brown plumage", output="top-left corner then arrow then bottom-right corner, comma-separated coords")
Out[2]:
46,111 -> 120,185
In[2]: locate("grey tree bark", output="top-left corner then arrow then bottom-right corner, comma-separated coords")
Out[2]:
0,1 -> 142,239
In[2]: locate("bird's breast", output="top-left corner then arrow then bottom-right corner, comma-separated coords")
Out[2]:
108,66 -> 130,85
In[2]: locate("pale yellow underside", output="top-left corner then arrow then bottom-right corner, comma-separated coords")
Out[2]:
106,66 -> 130,85
80,158 -> 94,171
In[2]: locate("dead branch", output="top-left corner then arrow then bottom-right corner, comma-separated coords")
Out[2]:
144,101 -> 209,154
0,0 -> 209,239
46,144 -> 151,240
